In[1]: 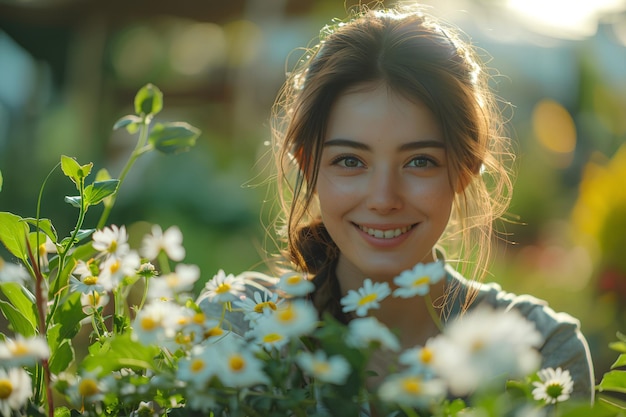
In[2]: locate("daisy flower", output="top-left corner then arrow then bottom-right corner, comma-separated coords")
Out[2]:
70,259 -> 105,294
532,367 -> 574,404
66,370 -> 106,407
98,250 -> 141,291
0,367 -> 32,417
202,269 -> 246,304
265,299 -> 318,338
428,306 -> 542,396
132,300 -> 183,347
148,263 -> 200,300
296,350 -> 351,385
340,278 -> 390,317
0,257 -> 30,285
276,271 -> 314,296
247,317 -> 291,350
140,225 -> 185,261
177,345 -> 219,388
213,345 -> 269,388
399,341 -> 437,377
378,372 -> 446,408
346,317 -> 400,352
0,336 -> 50,367
234,290 -> 281,322
92,225 -> 130,259
393,261 -> 445,298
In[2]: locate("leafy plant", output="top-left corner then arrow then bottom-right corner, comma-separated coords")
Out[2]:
0,84 -> 624,417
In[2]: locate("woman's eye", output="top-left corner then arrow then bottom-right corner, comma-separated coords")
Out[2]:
407,157 -> 436,168
335,156 -> 363,168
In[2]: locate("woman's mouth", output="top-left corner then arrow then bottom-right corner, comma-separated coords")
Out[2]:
356,224 -> 416,239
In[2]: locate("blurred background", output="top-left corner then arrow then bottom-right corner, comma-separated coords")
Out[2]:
0,0 -> 624,383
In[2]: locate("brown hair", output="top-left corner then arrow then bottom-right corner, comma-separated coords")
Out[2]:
269,4 -> 514,317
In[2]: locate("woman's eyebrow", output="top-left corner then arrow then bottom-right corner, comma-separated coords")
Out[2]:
323,138 -> 445,151
323,138 -> 370,150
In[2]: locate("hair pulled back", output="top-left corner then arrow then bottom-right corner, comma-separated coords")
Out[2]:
270,4 -> 513,315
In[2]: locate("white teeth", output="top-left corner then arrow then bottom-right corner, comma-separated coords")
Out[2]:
359,225 -> 412,239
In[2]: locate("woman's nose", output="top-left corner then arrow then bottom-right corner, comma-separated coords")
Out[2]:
366,168 -> 403,214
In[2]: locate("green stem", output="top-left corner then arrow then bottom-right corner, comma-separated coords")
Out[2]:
97,118 -> 151,230
48,179 -> 88,329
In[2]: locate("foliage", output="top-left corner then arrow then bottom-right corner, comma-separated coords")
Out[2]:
0,85 -> 624,417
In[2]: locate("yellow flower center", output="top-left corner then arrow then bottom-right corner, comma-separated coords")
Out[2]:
229,355 -> 245,372
0,379 -> 13,399
190,359 -> 205,373
78,378 -> 99,397
204,326 -> 223,339
87,293 -> 101,306
10,342 -> 29,356
193,313 -> 205,324
141,317 -> 158,331
471,339 -> 485,352
412,276 -> 430,287
166,274 -> 180,288
286,274 -> 302,285
83,276 -> 98,286
312,361 -> 330,375
277,306 -> 295,322
109,260 -> 120,274
39,243 -> 47,258
254,301 -> 277,313
358,293 -> 378,306
109,240 -> 118,253
262,333 -> 283,344
215,283 -> 231,294
0,257 -> 5,269
402,377 -> 422,395
420,347 -> 433,364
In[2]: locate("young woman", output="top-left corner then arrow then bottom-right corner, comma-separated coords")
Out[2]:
267,3 -> 595,401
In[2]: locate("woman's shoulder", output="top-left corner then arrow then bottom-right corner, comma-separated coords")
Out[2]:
445,265 -> 595,402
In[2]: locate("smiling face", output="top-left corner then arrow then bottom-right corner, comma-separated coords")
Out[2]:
316,83 -> 456,285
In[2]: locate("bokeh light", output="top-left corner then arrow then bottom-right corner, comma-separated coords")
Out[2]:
505,0 -> 626,39
169,22 -> 227,77
531,98 -> 576,167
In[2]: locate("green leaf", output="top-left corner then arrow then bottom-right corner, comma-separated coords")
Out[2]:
598,370 -> 626,394
64,195 -> 81,208
0,299 -> 37,336
52,291 -> 86,342
113,114 -> 142,133
134,83 -> 163,117
0,282 -> 37,330
48,338 -> 75,374
53,407 -> 72,417
148,122 -> 201,154
81,333 -> 160,375
60,156 -> 92,188
611,353 -> 626,369
23,218 -> 58,243
609,340 -> 626,354
0,169 -> 3,192
84,179 -> 119,207
0,212 -> 29,261
60,155 -> 81,187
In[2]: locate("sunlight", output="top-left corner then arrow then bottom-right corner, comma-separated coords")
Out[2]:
506,0 -> 626,39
